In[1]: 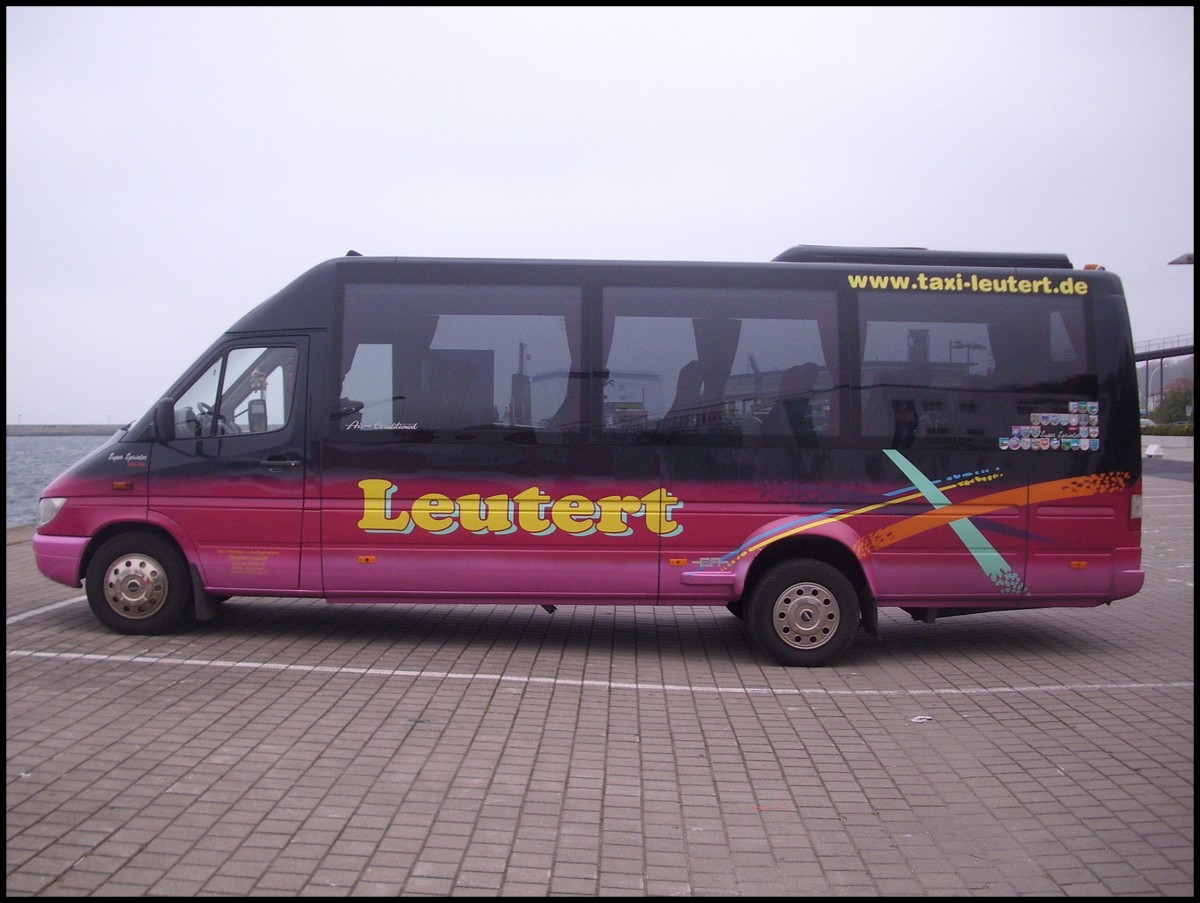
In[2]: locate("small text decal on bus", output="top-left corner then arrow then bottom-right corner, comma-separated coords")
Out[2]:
847,272 -> 1091,295
357,480 -> 684,537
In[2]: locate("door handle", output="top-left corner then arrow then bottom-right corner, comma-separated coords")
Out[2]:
259,458 -> 301,470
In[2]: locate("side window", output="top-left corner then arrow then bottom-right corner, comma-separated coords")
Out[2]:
338,284 -> 580,438
858,293 -> 1093,446
604,287 -> 835,442
736,319 -> 832,440
173,361 -> 221,438
860,302 -> 997,445
172,346 -> 298,438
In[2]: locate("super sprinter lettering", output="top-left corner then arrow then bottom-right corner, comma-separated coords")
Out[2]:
847,273 -> 1090,295
358,480 -> 683,537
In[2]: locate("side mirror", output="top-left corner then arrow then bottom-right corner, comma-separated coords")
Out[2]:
153,397 -> 176,442
247,398 -> 268,432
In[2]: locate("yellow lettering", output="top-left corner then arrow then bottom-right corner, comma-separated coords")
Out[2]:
642,488 -> 683,536
595,495 -> 642,536
357,479 -> 413,533
357,482 -> 684,537
552,495 -> 598,534
412,493 -> 457,534
514,486 -> 553,535
458,494 -> 516,534
1057,276 -> 1088,295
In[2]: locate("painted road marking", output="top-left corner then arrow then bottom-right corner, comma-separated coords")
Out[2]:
5,648 -> 1192,698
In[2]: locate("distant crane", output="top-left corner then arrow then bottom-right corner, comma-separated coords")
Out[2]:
748,352 -> 762,395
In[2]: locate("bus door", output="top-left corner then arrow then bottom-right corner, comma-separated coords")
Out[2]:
151,341 -> 307,591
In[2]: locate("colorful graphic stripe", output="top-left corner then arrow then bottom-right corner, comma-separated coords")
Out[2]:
884,449 -> 1024,593
721,453 -> 1131,595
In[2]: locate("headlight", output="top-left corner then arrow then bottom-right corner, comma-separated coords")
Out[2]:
37,497 -> 67,528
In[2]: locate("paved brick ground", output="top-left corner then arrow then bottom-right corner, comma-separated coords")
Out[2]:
6,468 -> 1193,896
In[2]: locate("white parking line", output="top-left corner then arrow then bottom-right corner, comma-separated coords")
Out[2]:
5,648 -> 1193,698
5,595 -> 86,624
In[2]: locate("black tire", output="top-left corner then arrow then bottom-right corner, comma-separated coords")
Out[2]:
745,559 -> 860,667
85,532 -> 193,635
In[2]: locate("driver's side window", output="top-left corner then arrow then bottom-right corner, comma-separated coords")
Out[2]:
172,346 -> 297,438
173,360 -> 222,438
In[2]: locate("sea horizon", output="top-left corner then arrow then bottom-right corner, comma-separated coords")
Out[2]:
6,424 -> 123,437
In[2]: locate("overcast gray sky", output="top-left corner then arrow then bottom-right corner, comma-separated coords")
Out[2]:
6,6 -> 1194,425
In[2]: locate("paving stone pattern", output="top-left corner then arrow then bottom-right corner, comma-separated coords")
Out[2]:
5,471 -> 1193,896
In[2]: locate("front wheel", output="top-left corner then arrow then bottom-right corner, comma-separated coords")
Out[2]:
85,532 -> 193,634
745,559 -> 860,667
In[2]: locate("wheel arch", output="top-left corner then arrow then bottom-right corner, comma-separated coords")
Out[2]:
84,527 -> 198,634
78,521 -> 191,589
742,533 -> 878,636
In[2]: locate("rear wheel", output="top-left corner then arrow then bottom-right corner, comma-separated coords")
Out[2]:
746,559 -> 859,666
85,532 -> 193,635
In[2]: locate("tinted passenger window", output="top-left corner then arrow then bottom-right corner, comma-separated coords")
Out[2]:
858,292 -> 1093,446
339,284 -> 581,437
604,286 -> 839,444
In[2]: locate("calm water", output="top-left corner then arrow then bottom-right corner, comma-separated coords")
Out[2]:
6,434 -> 115,528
